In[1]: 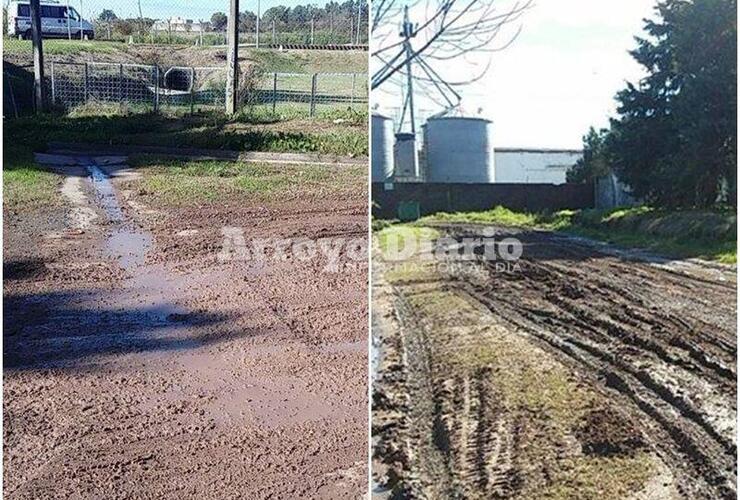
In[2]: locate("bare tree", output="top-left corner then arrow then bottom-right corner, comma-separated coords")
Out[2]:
371,0 -> 532,116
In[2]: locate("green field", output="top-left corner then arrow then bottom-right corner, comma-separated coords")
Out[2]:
414,205 -> 737,264
2,38 -> 125,56
128,157 -> 365,205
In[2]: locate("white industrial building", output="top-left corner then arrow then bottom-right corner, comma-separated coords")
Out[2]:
152,17 -> 207,32
493,148 -> 582,184
371,113 -> 584,184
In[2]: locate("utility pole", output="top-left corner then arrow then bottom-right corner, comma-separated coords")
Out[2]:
225,0 -> 240,115
356,0 -> 362,45
30,0 -> 45,112
272,19 -> 275,44
255,0 -> 260,48
310,17 -> 314,45
137,0 -> 143,40
401,6 -> 415,133
66,0 -> 71,39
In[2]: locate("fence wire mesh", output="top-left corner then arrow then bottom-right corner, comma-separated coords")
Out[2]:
249,71 -> 368,115
47,62 -> 366,116
3,0 -> 366,50
50,62 -> 159,111
3,0 -> 368,116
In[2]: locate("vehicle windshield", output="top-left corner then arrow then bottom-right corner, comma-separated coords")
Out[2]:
67,7 -> 79,21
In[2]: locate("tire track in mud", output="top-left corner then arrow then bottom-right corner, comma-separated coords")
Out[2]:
380,285 -> 529,499
442,227 -> 736,499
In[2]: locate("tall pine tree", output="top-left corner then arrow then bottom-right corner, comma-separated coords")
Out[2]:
594,0 -> 736,207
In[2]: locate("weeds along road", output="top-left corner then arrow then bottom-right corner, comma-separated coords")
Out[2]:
372,224 -> 736,499
3,157 -> 368,498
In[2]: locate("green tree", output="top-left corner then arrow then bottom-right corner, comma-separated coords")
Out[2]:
567,127 -> 611,184
601,0 -> 736,207
211,12 -> 227,31
262,6 -> 291,27
114,19 -> 134,37
98,9 -> 117,22
239,11 -> 257,32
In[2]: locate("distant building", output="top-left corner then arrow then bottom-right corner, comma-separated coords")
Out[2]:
493,148 -> 582,185
152,17 -> 208,32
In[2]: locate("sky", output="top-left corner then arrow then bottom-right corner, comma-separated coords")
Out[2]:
374,0 -> 660,149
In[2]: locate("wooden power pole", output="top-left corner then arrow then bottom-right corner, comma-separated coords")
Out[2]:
225,0 -> 240,115
30,0 -> 45,113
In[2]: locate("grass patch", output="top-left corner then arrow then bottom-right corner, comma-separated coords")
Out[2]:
2,38 -> 123,56
3,150 -> 61,209
235,107 -> 368,127
4,110 -> 368,157
532,453 -> 656,500
248,48 -> 368,74
420,205 -> 737,264
420,205 -> 543,228
131,157 -> 364,205
375,224 -> 440,255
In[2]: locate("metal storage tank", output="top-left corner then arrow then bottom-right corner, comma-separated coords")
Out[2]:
394,133 -> 419,178
424,117 -> 495,183
371,113 -> 395,182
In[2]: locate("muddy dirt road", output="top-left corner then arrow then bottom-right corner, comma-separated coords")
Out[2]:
4,158 -> 367,498
372,224 -> 736,499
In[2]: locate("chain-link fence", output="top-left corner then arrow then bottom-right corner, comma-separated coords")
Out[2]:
45,62 -> 367,116
48,62 -> 227,113
2,0 -> 368,116
89,1 -> 367,47
2,0 -> 366,50
250,71 -> 367,115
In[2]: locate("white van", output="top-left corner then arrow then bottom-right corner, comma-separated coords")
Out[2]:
7,1 -> 95,40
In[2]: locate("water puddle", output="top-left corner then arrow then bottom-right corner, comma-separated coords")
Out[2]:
88,165 -> 124,223
371,311 -> 383,382
106,228 -> 153,269
87,165 -> 153,272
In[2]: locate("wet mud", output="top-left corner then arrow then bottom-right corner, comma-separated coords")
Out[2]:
4,158 -> 368,498
372,225 -> 736,499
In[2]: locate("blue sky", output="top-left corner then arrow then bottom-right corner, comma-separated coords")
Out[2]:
374,0 -> 659,149
77,0 -> 333,21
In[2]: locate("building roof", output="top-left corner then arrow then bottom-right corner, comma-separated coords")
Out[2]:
495,147 -> 583,154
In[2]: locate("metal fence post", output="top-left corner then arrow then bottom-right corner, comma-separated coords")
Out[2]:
310,73 -> 317,117
50,61 -> 56,105
256,0 -> 261,49
6,71 -> 19,118
350,73 -> 356,106
154,65 -> 159,112
83,62 -> 89,103
272,72 -> 277,113
190,67 -> 195,115
119,63 -> 124,107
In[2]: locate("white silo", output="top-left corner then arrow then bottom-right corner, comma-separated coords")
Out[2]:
424,117 -> 495,183
371,113 -> 395,182
394,133 -> 419,179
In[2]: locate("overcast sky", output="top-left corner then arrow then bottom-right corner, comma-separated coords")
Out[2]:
375,0 -> 659,149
